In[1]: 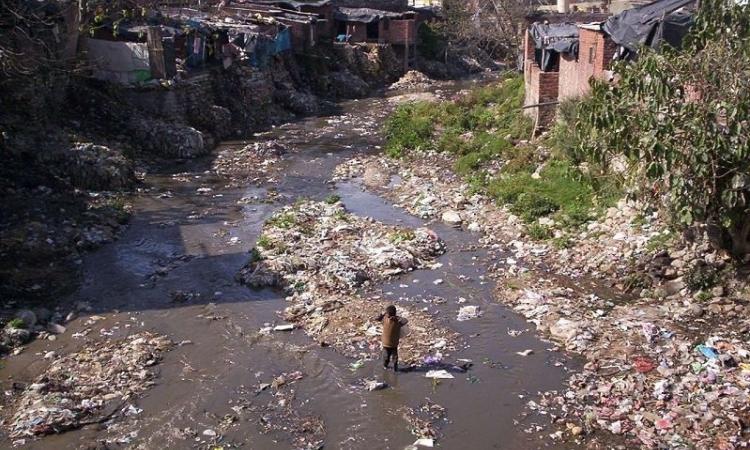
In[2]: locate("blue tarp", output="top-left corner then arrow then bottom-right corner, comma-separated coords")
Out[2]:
275,28 -> 292,53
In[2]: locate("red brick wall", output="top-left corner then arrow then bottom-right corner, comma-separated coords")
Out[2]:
559,28 -> 616,100
523,30 -> 559,127
386,19 -> 416,45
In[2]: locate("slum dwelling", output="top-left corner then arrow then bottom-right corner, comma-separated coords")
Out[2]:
522,0 -> 696,129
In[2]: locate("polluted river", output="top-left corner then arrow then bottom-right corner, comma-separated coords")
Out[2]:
1,80 -> 577,449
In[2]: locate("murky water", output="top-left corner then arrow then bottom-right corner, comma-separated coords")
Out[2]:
1,82 -> 577,449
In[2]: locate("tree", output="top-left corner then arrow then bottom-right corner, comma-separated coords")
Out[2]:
575,0 -> 750,257
434,0 -> 532,61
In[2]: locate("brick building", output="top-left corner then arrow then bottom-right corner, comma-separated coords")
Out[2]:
521,12 -> 607,128
558,24 -> 617,100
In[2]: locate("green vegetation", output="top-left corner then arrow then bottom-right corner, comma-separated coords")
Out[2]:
645,231 -> 675,254
526,223 -> 553,241
684,263 -> 719,292
389,229 -> 416,244
7,318 -> 26,329
256,235 -> 272,249
383,75 -> 622,237
324,194 -> 341,205
266,212 -> 296,229
248,247 -> 263,263
571,0 -> 750,257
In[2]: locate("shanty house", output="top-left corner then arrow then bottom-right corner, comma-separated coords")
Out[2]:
558,23 -> 617,100
333,8 -> 416,44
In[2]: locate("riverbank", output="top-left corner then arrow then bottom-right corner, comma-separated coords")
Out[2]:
334,76 -> 750,448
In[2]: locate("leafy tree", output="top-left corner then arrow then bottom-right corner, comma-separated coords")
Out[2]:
574,0 -> 750,257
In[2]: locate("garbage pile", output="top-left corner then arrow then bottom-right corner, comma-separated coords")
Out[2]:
212,140 -> 287,186
496,268 -> 750,448
333,154 -> 505,233
389,71 -> 436,91
398,399 -> 447,448
9,332 -> 172,439
335,146 -> 750,447
251,371 -> 325,450
45,143 -> 137,191
237,200 -> 457,363
238,200 -> 445,292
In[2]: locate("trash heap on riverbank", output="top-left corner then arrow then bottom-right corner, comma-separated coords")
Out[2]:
237,199 -> 457,362
334,151 -> 750,448
389,71 -> 436,92
212,140 -> 287,186
8,332 -> 172,440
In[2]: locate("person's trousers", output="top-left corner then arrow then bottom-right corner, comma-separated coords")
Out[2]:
382,346 -> 398,368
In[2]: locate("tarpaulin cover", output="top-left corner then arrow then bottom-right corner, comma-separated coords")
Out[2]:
275,27 -> 292,53
84,38 -> 151,84
530,22 -> 579,71
529,22 -> 579,50
334,7 -> 405,23
245,0 -> 331,9
603,0 -> 695,53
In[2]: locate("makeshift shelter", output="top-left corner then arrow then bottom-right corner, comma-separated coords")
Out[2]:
333,7 -> 414,44
528,22 -> 579,72
84,38 -> 152,84
603,0 -> 695,59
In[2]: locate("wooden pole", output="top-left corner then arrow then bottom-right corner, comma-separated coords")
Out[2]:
404,21 -> 410,71
147,27 -> 167,79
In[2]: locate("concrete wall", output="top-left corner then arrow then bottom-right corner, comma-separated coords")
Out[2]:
559,28 -> 617,100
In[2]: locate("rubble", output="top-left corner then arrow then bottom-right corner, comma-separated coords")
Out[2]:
8,332 -> 172,439
237,200 -> 458,363
389,71 -> 436,91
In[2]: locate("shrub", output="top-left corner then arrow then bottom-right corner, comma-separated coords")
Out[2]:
526,223 -> 553,240
574,0 -> 750,257
7,318 -> 26,329
684,263 -> 719,292
324,194 -> 341,205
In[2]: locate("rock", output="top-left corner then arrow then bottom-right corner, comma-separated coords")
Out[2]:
46,323 -> 66,335
664,278 -> 685,296
363,164 -> 391,188
15,310 -> 37,328
467,222 -> 481,232
711,285 -> 725,297
441,210 -> 462,227
330,71 -> 370,99
570,426 -> 583,436
4,328 -> 32,347
32,308 -> 52,324
689,304 -> 704,317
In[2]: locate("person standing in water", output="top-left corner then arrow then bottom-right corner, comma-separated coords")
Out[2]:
373,305 -> 408,372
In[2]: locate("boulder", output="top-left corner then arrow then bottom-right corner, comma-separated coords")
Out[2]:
441,210 -> 462,227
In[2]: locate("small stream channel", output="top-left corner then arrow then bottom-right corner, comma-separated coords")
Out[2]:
2,81 -> 578,449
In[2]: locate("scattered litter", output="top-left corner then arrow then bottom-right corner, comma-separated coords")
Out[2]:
273,324 -> 295,332
516,349 -> 534,357
457,305 -> 482,321
425,370 -> 454,379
